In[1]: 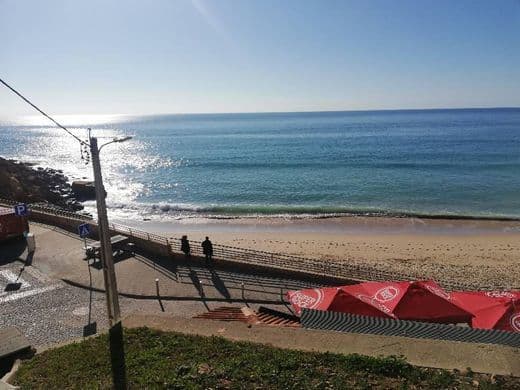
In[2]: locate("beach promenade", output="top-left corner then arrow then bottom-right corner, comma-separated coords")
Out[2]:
26,223 -> 309,305
0,222 -> 313,347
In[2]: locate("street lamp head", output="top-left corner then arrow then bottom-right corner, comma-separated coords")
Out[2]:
98,135 -> 133,152
114,136 -> 133,143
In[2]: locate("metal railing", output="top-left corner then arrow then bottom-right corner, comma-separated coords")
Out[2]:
0,197 -> 91,222
1,198 -> 516,291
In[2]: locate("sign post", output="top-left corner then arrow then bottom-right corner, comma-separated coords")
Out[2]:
79,222 -> 97,337
78,223 -> 91,252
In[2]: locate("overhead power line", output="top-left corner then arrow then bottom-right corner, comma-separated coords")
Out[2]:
0,77 -> 88,146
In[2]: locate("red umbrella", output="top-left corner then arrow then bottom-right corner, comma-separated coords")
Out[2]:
286,287 -> 341,315
341,280 -> 472,323
452,291 -> 520,332
480,290 -> 520,300
286,286 -> 392,318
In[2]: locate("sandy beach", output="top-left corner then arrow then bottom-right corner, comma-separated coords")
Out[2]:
125,216 -> 520,289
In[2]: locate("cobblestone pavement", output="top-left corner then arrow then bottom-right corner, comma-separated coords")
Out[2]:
0,261 -> 225,347
1,260 -> 108,347
0,259 -> 197,347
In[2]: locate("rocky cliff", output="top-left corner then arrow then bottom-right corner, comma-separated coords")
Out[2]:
0,157 -> 84,211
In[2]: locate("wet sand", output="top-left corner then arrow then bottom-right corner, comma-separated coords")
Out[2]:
122,216 -> 520,289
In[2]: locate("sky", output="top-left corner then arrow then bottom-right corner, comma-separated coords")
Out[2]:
1,0 -> 519,116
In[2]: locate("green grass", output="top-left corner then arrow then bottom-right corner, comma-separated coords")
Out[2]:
13,328 -> 518,389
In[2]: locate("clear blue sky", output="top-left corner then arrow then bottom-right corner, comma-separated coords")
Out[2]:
1,0 -> 519,116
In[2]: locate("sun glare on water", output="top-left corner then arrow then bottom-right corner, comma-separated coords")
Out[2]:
2,113 -> 163,220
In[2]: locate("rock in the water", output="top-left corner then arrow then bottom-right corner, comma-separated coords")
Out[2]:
71,181 -> 96,200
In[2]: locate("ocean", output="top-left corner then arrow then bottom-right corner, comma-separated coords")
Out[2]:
1,108 -> 520,220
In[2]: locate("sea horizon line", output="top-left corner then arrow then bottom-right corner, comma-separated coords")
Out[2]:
2,105 -> 520,122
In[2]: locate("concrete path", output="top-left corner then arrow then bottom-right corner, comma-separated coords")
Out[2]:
26,223 -> 316,310
124,313 -> 520,377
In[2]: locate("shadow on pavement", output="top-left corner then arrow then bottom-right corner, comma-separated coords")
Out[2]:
74,246 -> 318,311
209,267 -> 231,300
61,278 -> 285,306
132,249 -> 318,299
88,251 -> 135,270
187,267 -> 209,310
0,238 -> 27,265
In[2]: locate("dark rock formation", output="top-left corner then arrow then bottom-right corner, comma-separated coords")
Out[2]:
0,157 -> 84,211
71,181 -> 96,200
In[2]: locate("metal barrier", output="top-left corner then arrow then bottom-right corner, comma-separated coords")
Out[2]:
1,198 -> 516,291
301,308 -> 520,348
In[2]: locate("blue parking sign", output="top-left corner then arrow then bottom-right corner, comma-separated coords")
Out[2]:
78,223 -> 91,238
14,203 -> 28,216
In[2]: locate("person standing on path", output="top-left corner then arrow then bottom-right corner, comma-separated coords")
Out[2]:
181,235 -> 191,258
202,236 -> 213,264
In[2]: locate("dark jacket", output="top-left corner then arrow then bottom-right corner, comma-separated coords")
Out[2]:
181,238 -> 190,254
202,239 -> 213,255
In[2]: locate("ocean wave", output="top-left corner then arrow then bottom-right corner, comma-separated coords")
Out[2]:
94,201 -> 520,221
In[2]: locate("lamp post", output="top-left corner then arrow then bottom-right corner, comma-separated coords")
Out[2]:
90,135 -> 132,390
